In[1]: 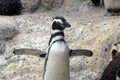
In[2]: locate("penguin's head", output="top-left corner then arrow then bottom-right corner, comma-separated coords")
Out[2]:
51,16 -> 71,30
112,42 -> 120,58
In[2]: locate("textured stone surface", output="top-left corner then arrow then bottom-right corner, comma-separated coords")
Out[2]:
21,0 -> 41,12
41,0 -> 64,10
70,20 -> 120,80
0,41 -> 6,55
0,55 -> 43,80
0,24 -> 18,41
21,0 -> 65,11
21,0 -> 91,11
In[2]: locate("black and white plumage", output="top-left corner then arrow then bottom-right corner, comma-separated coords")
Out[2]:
104,0 -> 120,16
43,16 -> 71,80
100,42 -> 120,80
0,0 -> 23,15
91,0 -> 120,16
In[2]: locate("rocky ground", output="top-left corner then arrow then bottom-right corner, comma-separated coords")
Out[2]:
0,0 -> 120,80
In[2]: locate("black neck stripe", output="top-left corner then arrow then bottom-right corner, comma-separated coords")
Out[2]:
49,32 -> 64,45
53,39 -> 65,44
51,32 -> 64,38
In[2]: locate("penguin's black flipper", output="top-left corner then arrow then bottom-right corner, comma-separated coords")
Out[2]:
13,48 -> 45,58
70,49 -> 93,57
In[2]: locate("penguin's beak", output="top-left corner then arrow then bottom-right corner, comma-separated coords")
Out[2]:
63,22 -> 71,28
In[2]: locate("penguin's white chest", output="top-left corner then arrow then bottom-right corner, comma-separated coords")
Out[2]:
44,42 -> 70,80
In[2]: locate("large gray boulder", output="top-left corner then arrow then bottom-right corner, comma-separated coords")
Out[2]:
0,24 -> 18,41
41,0 -> 64,10
21,0 -> 41,12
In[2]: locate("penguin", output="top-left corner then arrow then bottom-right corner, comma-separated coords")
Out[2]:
104,0 -> 120,16
91,0 -> 120,16
100,42 -> 120,80
43,16 -> 71,80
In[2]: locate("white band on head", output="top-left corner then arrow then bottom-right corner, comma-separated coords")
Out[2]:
112,46 -> 117,51
112,44 -> 120,52
51,19 -> 63,26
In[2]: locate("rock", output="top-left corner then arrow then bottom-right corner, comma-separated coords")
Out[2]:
0,41 -> 6,55
0,0 -> 23,15
70,19 -> 120,80
21,0 -> 91,11
41,0 -> 64,10
0,55 -> 43,80
0,24 -> 18,41
21,0 -> 41,12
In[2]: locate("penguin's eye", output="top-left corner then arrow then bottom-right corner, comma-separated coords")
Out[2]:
56,22 -> 62,25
